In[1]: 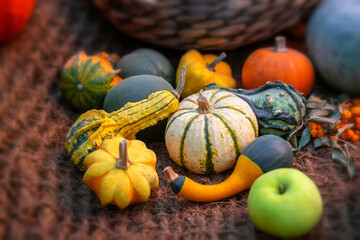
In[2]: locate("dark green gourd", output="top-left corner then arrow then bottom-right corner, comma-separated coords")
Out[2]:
205,81 -> 305,137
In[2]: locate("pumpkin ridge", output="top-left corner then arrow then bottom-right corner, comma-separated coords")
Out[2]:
165,110 -> 198,133
216,106 -> 258,138
82,58 -> 99,81
69,54 -> 81,78
180,98 -> 198,105
211,113 -> 241,156
212,94 -> 236,105
180,115 -> 200,168
204,115 -> 214,174
209,89 -> 223,102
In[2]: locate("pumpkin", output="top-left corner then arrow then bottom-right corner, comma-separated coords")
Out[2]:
103,75 -> 174,141
176,50 -> 236,98
205,81 -> 306,138
60,52 -> 122,112
242,36 -> 315,97
65,67 -> 186,170
307,0 -> 360,94
164,135 -> 293,202
116,48 -> 175,86
0,0 -> 36,43
83,137 -> 158,209
165,89 -> 258,174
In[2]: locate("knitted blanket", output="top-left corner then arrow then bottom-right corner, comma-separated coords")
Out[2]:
0,0 -> 359,239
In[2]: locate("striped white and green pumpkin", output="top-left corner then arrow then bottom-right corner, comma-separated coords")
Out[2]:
165,89 -> 258,174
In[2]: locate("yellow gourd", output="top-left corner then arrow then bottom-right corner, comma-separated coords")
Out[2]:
176,50 -> 236,98
83,137 -> 158,209
65,67 -> 186,171
164,155 -> 263,202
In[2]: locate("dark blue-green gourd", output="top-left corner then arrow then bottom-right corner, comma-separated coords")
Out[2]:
116,48 -> 175,86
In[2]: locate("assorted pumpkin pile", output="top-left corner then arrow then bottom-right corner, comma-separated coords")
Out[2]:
58,0 -> 360,237
61,43 -> 308,207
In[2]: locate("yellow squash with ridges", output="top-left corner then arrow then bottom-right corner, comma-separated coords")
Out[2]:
83,137 -> 159,209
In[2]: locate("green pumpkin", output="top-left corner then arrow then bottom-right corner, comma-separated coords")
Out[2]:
103,75 -> 174,141
116,48 -> 175,86
60,52 -> 122,112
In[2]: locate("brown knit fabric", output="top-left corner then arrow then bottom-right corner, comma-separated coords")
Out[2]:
0,0 -> 359,239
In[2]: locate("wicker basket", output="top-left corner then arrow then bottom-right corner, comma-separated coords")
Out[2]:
93,0 -> 320,50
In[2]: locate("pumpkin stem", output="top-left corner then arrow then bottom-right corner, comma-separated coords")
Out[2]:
206,52 -> 227,72
273,36 -> 287,53
172,66 -> 186,99
197,92 -> 211,114
278,184 -> 285,194
115,140 -> 132,169
163,166 -> 179,183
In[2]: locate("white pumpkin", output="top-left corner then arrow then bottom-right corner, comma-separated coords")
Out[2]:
165,89 -> 258,174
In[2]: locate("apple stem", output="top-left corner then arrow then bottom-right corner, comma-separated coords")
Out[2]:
278,184 -> 285,194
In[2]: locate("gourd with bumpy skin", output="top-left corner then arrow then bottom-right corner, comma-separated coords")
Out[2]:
165,89 -> 258,174
164,135 -> 293,202
60,52 -> 122,111
116,48 -> 175,86
83,137 -> 159,209
65,67 -> 186,171
205,81 -> 305,137
176,50 -> 236,98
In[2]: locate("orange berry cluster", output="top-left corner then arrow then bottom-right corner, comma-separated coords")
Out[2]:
337,100 -> 360,142
308,122 -> 326,138
308,99 -> 360,143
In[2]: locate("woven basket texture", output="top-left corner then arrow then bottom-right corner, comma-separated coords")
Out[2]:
93,0 -> 321,50
0,0 -> 360,239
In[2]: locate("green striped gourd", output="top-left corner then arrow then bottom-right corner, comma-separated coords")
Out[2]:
65,67 -> 186,171
205,81 -> 305,137
165,89 -> 258,174
60,52 -> 122,111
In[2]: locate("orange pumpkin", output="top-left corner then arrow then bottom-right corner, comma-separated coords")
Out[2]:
0,0 -> 36,43
241,36 -> 314,97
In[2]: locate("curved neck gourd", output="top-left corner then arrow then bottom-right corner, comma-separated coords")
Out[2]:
65,67 -> 186,170
164,155 -> 263,202
164,135 -> 294,202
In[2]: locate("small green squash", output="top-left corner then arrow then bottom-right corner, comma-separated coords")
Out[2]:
116,48 -> 175,86
60,52 -> 122,111
103,75 -> 174,141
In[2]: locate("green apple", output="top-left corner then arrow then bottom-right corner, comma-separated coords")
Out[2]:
248,168 -> 323,238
